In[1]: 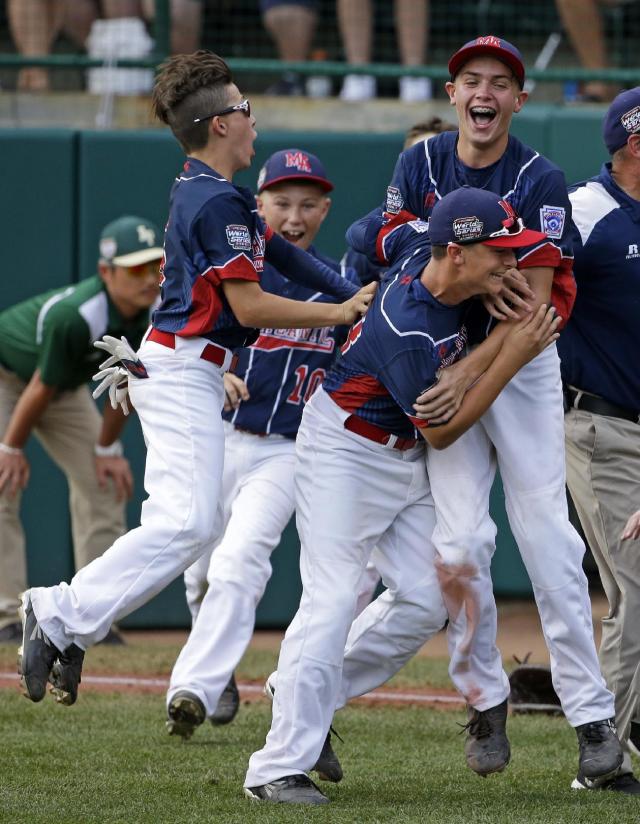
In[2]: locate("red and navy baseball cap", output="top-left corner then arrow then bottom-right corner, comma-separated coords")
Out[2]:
429,187 -> 546,248
449,36 -> 525,88
257,148 -> 334,193
603,87 -> 640,154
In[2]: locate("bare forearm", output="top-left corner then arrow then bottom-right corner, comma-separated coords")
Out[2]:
2,370 -> 55,448
457,322 -> 512,385
224,282 -> 342,329
420,348 -> 520,450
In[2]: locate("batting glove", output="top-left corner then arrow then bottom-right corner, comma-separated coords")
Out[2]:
94,335 -> 149,379
92,366 -> 131,415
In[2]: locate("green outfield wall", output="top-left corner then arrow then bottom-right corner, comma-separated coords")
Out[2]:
0,107 -> 609,627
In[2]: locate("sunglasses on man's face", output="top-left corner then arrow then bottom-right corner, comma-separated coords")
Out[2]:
193,98 -> 251,124
122,261 -> 161,278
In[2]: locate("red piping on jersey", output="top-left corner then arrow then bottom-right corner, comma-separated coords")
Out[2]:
328,374 -> 389,415
376,209 -> 418,264
517,244 -> 575,326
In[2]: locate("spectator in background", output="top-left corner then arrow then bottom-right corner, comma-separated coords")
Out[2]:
260,1 -> 318,96
338,0 -> 431,102
555,0 -> 640,102
0,216 -> 162,645
8,0 -> 201,92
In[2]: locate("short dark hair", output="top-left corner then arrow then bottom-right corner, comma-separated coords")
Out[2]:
431,245 -> 448,260
151,50 -> 233,153
404,117 -> 457,148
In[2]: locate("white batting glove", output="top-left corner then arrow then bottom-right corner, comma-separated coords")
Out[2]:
92,366 -> 131,415
93,334 -> 149,379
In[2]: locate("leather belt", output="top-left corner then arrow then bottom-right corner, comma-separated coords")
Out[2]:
344,414 -> 418,450
565,386 -> 640,424
148,328 -> 238,371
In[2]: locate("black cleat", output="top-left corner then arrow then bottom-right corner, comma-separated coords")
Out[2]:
166,690 -> 206,740
49,644 -> 85,705
0,621 -> 23,643
462,698 -> 511,776
19,591 -> 60,702
576,718 -> 623,784
315,730 -> 344,783
244,774 -> 329,805
572,770 -> 640,795
210,673 -> 239,726
263,672 -> 343,782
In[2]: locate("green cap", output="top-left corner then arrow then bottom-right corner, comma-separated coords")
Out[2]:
99,216 -> 164,267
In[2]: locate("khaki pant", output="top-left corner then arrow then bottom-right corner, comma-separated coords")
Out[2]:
0,365 -> 125,629
565,407 -> 640,772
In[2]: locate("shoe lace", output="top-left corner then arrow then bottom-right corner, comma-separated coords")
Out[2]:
580,721 -> 611,745
458,711 -> 493,740
329,724 -> 344,745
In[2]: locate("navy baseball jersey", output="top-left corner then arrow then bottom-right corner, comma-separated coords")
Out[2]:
558,163 -> 640,410
153,158 -> 358,350
324,221 -> 471,439
348,131 -> 576,321
226,249 -> 360,438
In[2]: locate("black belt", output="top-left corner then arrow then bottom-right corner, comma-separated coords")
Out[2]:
565,387 -> 640,424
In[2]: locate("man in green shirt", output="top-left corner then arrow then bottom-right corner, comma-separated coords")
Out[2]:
0,215 -> 163,642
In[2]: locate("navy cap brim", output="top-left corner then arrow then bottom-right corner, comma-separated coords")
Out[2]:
258,174 -> 334,193
449,44 -> 525,87
482,228 -> 546,248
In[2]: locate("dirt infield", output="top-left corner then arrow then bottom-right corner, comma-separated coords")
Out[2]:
0,595 -> 608,707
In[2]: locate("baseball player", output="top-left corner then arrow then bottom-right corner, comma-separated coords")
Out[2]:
165,147 -> 359,749
0,215 -> 162,645
560,88 -> 640,794
339,35 -> 620,788
245,187 -> 562,806
18,51 -> 375,707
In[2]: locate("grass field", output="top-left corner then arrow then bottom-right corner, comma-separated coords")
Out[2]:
1,639 -> 638,824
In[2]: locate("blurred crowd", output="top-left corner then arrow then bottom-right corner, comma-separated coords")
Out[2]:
7,0 -> 640,101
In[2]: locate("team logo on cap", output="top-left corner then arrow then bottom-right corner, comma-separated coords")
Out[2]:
475,35 -> 502,48
285,151 -> 312,173
453,216 -> 484,240
100,238 -> 117,260
137,224 -> 156,247
539,205 -> 565,240
257,166 -> 267,190
621,105 -> 640,134
225,224 -> 252,251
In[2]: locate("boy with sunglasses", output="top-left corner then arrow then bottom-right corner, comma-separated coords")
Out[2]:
0,215 -> 163,644
18,51 -> 374,707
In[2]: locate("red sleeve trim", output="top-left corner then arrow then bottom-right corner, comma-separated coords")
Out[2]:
517,242 -> 561,270
263,224 -> 274,243
376,209 -> 418,264
549,257 -> 576,328
213,253 -> 260,282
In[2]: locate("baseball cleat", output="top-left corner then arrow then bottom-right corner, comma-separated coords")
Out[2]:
263,671 -> 343,782
244,774 -> 329,805
166,690 -> 206,740
18,591 -> 60,702
210,673 -> 239,726
572,770 -> 640,794
49,643 -> 85,705
462,698 -> 511,777
575,718 -> 623,784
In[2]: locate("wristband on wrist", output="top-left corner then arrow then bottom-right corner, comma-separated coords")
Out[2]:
0,443 -> 22,455
94,440 -> 124,458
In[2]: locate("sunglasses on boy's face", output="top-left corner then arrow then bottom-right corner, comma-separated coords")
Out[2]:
193,99 -> 251,124
118,261 -> 161,277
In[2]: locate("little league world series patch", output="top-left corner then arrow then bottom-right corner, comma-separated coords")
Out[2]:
539,205 -> 565,239
225,224 -> 252,251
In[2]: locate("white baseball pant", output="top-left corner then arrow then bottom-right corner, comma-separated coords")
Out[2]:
246,389 -> 448,788
422,344 -> 613,726
168,423 -> 297,715
29,335 -> 230,651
